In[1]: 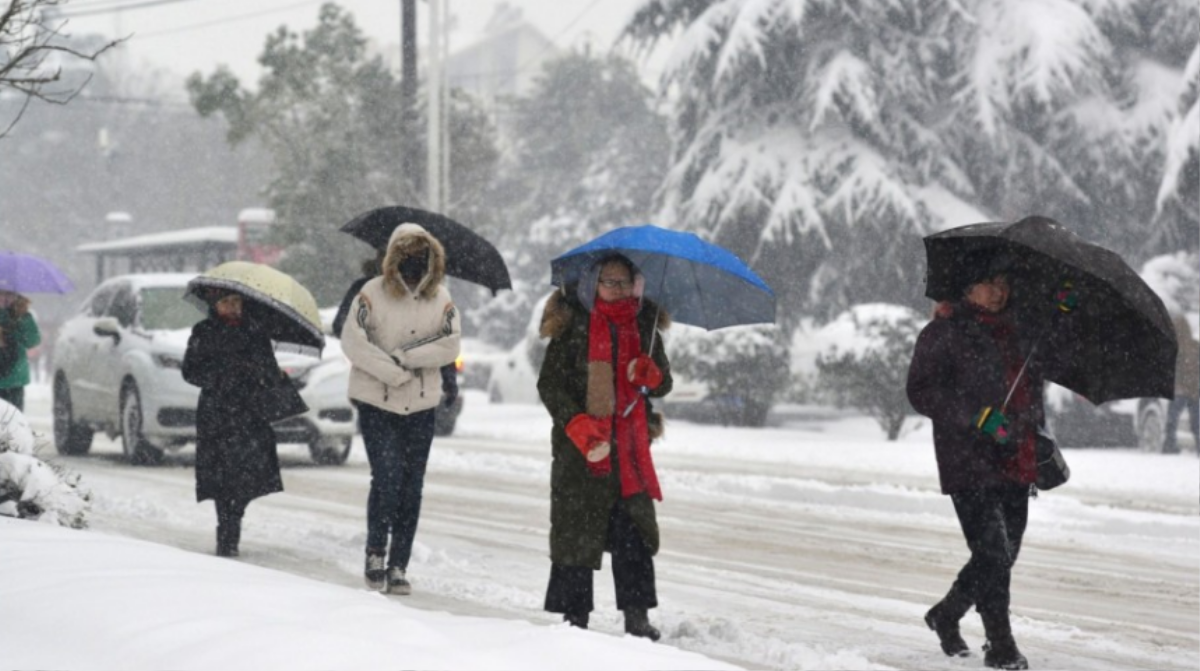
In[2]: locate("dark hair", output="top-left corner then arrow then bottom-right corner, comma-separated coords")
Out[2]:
596,254 -> 636,276
960,250 -> 1014,293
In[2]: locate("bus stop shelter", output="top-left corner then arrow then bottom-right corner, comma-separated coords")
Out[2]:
76,227 -> 239,284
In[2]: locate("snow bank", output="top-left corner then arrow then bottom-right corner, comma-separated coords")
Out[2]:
0,400 -> 89,527
0,518 -> 739,671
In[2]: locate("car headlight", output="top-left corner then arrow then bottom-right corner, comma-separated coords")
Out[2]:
153,353 -> 183,369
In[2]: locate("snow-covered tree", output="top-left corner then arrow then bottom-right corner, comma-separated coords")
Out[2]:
624,0 -> 1199,324
470,50 -> 669,346
814,304 -> 925,441
188,3 -> 501,306
1154,42 -> 1199,250
668,323 -> 790,427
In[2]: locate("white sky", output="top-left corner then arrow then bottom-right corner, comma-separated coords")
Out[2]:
59,0 -> 650,90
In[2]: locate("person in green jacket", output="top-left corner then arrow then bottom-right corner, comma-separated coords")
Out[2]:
0,291 -> 41,411
536,254 -> 673,641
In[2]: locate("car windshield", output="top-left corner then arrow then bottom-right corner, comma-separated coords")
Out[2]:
140,287 -> 205,331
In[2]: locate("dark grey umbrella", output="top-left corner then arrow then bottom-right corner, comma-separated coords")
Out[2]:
340,206 -> 512,296
923,215 -> 1177,403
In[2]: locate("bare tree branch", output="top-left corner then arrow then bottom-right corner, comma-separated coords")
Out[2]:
0,0 -> 124,138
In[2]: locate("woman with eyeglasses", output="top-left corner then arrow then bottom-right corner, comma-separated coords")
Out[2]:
536,253 -> 673,640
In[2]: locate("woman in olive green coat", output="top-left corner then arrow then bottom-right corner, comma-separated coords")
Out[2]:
536,254 -> 672,640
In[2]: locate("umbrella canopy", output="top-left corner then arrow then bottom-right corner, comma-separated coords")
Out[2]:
184,261 -> 324,355
550,225 -> 775,330
0,252 -> 74,294
340,206 -> 512,295
923,216 -> 1176,404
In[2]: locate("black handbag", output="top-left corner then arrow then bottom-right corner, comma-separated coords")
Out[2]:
1034,425 -> 1070,490
255,382 -> 309,423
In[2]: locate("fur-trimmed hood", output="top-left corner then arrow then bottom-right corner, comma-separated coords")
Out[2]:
539,288 -> 671,340
382,223 -> 446,300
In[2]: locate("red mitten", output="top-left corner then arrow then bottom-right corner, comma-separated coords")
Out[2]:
565,414 -> 612,476
626,355 -> 663,390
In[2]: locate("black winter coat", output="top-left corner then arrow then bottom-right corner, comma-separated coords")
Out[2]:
182,317 -> 284,503
907,303 -> 1074,494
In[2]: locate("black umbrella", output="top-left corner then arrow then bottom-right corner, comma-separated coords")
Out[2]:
922,215 -> 1177,404
340,206 -> 512,295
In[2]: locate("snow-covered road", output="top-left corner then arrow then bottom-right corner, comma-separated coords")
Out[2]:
25,386 -> 1199,670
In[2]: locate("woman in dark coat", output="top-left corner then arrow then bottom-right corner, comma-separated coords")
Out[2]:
536,254 -> 672,641
182,291 -> 285,557
907,251 -> 1079,671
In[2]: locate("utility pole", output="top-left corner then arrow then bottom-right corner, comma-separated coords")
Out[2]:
400,0 -> 417,196
426,0 -> 443,212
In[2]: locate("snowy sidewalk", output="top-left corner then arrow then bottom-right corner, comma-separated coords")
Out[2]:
0,517 -> 738,671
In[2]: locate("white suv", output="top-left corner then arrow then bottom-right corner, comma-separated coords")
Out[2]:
52,274 -> 357,465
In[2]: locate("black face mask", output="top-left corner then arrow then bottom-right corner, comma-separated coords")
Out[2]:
399,253 -> 427,283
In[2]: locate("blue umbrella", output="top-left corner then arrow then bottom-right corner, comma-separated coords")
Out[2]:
550,225 -> 775,330
0,252 -> 74,294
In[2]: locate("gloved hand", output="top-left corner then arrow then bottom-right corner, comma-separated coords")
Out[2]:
973,406 -> 1010,445
565,414 -> 612,476
441,365 -> 459,408
626,355 -> 663,390
1055,280 -> 1079,313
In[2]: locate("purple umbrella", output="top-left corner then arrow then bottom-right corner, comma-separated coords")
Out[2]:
0,252 -> 74,294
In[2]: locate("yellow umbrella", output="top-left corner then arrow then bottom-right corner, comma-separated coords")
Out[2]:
185,261 -> 324,354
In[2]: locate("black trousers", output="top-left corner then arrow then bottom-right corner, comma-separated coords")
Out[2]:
949,485 -> 1029,619
0,386 -> 24,412
215,498 -> 248,527
544,502 -> 657,614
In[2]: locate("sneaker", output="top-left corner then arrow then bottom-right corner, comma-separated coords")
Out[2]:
386,567 -> 412,595
364,553 -> 386,591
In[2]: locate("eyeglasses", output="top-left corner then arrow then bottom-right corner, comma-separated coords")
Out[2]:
598,278 -> 633,289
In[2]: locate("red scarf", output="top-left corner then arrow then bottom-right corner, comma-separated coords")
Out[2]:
976,311 -> 1036,483
588,298 -> 662,500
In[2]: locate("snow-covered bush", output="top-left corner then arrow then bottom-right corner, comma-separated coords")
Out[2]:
668,324 -> 790,427
0,400 -> 90,528
1141,251 -> 1200,316
814,305 -> 927,441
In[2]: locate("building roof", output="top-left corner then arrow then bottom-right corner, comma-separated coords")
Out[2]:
76,227 -> 239,255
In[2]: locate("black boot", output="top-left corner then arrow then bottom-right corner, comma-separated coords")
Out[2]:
924,588 -> 972,657
215,523 -> 239,558
623,608 -> 661,641
981,610 -> 1028,670
563,612 -> 589,629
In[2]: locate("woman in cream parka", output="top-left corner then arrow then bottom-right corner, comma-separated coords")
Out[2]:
341,223 -> 461,595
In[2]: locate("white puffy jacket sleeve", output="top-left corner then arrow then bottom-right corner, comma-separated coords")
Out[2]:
341,292 -> 415,388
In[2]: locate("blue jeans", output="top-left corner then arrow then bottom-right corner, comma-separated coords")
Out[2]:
1164,397 -> 1199,454
357,402 -> 436,569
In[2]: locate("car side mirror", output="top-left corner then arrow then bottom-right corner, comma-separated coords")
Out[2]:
94,317 -> 121,344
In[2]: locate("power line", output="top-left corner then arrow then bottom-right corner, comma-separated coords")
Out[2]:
59,0 -> 207,19
133,0 -> 322,39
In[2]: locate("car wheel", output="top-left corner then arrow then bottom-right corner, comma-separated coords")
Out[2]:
121,383 -> 164,465
52,374 -> 94,456
1138,403 -> 1168,454
309,436 -> 351,465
